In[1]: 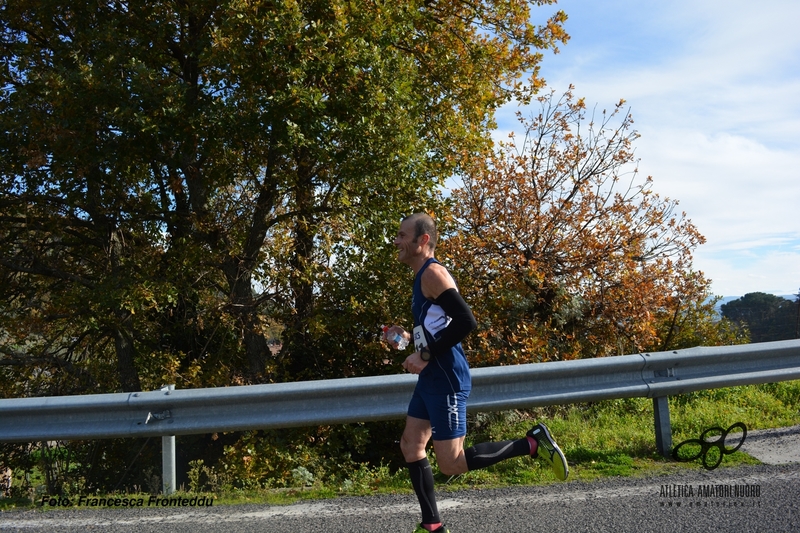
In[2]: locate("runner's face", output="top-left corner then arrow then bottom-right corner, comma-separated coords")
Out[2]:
394,219 -> 422,264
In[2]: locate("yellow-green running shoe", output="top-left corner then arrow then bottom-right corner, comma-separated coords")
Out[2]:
528,423 -> 569,481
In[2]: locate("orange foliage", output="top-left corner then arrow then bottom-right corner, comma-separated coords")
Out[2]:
443,88 -> 710,364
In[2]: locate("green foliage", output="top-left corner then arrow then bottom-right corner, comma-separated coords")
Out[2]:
450,382 -> 800,484
0,0 -> 568,394
0,0 -> 567,492
207,422 -> 403,491
0,438 -> 162,500
339,462 -> 403,495
669,384 -> 800,436
187,459 -> 236,494
721,292 -> 799,343
655,292 -> 749,351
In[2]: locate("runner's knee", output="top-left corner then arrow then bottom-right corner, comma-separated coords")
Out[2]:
438,460 -> 459,476
435,450 -> 466,476
400,434 -> 426,463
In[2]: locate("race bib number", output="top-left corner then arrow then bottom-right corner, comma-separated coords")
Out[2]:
412,325 -> 428,352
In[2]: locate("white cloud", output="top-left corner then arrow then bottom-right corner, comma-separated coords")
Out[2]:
697,243 -> 800,296
496,0 -> 800,296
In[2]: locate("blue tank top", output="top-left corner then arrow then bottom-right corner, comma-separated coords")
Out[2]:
412,258 -> 472,393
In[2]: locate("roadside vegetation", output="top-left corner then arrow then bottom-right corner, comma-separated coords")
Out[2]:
3,380 -> 798,510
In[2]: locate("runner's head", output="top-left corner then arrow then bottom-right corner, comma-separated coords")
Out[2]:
394,213 -> 437,268
402,213 -> 437,251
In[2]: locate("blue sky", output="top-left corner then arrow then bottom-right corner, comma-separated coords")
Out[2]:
494,0 -> 800,297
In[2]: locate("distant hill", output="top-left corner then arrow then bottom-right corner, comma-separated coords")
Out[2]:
715,296 -> 740,311
714,294 -> 795,313
717,293 -> 799,343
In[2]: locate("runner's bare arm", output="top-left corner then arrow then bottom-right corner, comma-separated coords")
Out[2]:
420,263 -> 476,357
420,262 -> 457,300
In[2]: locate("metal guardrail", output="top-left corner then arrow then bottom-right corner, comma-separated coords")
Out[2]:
2,339 -> 800,462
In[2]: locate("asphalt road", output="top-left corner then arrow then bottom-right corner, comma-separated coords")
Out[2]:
2,424 -> 799,533
1,462 -> 798,533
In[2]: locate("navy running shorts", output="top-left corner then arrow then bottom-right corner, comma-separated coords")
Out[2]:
407,388 -> 470,440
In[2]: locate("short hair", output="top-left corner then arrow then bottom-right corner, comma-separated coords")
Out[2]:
403,213 -> 437,250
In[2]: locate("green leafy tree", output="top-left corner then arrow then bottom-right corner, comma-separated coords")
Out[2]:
654,285 -> 747,351
721,292 -> 799,343
1,0 -> 568,394
1,0 -> 568,493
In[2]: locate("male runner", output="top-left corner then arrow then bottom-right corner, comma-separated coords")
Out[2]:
384,213 -> 568,533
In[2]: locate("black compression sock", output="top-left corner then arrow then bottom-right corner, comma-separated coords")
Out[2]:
464,438 -> 531,471
407,458 -> 440,525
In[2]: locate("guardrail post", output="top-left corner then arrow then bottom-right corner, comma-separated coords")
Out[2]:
652,396 -> 672,457
161,384 -> 176,495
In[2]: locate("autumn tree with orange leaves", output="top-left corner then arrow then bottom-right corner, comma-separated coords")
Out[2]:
443,89 -> 742,365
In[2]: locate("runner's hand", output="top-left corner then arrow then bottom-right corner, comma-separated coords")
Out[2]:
402,352 -> 428,375
384,325 -> 409,350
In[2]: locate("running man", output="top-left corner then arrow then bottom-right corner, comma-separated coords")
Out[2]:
384,213 -> 569,533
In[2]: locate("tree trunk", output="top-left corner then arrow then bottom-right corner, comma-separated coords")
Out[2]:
284,152 -> 318,380
114,317 -> 142,392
